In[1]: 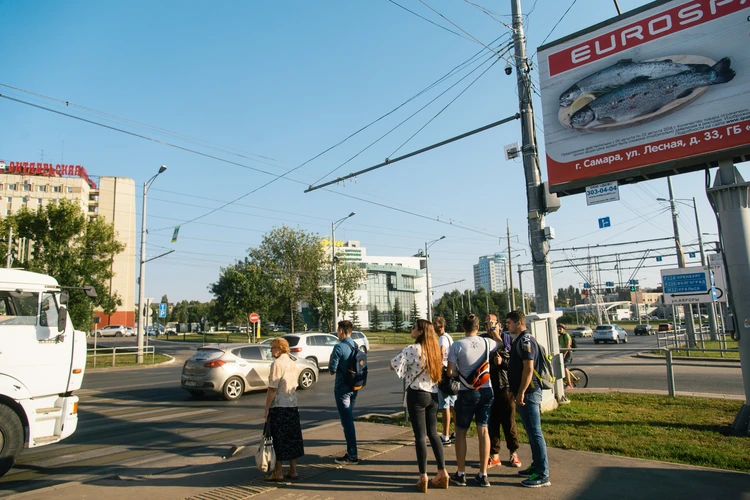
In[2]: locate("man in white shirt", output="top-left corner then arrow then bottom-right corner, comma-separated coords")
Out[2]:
434,316 -> 456,446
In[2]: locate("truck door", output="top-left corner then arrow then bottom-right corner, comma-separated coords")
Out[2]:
0,291 -> 71,396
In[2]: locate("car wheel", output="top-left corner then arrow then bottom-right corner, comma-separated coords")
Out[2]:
614,338 -> 620,344
0,405 -> 24,477
305,357 -> 318,368
222,377 -> 244,401
623,335 -> 628,343
298,369 -> 315,390
358,345 -> 367,353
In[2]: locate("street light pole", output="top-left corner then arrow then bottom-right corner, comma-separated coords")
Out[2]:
332,212 -> 355,329
424,236 -> 445,321
692,197 -> 719,341
136,165 -> 167,364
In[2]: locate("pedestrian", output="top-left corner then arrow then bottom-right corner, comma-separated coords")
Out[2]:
557,323 -> 574,388
433,316 -> 456,446
390,319 -> 450,492
481,314 -> 522,469
263,337 -> 304,481
446,313 -> 496,487
506,310 -> 551,488
328,320 -> 360,464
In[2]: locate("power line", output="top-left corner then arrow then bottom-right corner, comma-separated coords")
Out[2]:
417,0 -> 504,56
386,0 -> 476,42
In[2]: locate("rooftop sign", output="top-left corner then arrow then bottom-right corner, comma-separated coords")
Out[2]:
0,159 -> 97,189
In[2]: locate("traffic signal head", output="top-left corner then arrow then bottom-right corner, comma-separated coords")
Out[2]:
630,285 -> 636,292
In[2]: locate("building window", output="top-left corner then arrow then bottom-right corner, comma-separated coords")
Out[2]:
52,186 -> 62,193
22,196 -> 28,204
38,198 -> 42,205
8,184 -> 16,191
0,184 -> 3,190
37,185 -> 46,192
5,210 -> 9,216
6,197 -> 11,203
22,184 -> 31,191
66,187 -> 73,193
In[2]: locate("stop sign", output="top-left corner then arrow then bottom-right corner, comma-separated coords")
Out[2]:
249,312 -> 260,324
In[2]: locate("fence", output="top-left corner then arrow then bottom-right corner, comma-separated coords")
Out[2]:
655,328 -> 735,357
87,345 -> 155,367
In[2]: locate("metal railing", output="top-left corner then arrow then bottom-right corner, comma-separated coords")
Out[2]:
87,345 -> 155,367
655,328 -> 735,357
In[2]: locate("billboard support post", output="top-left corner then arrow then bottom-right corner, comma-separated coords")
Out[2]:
511,0 -> 561,399
707,159 -> 750,435
667,176 -> 697,348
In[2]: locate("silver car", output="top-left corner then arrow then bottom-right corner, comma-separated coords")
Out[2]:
181,343 -> 318,400
593,324 -> 628,344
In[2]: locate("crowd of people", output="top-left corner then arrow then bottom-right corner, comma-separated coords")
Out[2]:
260,315 -> 552,490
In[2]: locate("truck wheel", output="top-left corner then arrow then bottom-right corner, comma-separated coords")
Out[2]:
0,405 -> 23,477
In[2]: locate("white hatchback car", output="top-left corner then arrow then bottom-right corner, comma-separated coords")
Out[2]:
93,325 -> 133,337
593,324 -> 628,344
281,333 -> 340,369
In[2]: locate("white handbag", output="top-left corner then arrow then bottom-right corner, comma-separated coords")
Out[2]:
255,421 -> 276,473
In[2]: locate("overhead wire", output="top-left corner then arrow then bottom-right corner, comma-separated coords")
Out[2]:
386,0 -> 476,42
416,0 -> 503,56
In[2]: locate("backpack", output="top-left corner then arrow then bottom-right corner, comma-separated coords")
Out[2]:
458,338 -> 491,390
570,335 -> 578,349
515,334 -> 556,390
343,338 -> 368,391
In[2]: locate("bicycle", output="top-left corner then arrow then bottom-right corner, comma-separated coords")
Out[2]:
567,367 -> 589,388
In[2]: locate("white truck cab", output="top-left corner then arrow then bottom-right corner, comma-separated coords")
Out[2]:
0,269 -> 89,477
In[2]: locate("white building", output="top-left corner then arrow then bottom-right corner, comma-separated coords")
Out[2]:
473,253 -> 508,293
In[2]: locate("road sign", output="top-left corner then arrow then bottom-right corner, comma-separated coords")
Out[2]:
586,181 -> 620,206
583,283 -> 590,289
661,266 -> 715,305
656,256 -> 663,262
605,281 -> 613,287
598,217 -> 611,229
158,303 -> 167,318
708,253 -> 728,303
249,312 -> 260,324
171,226 -> 180,243
689,252 -> 696,258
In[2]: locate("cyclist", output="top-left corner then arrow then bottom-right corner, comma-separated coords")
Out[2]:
557,324 -> 573,389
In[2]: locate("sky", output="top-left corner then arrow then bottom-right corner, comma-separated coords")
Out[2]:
1,0 -> 745,305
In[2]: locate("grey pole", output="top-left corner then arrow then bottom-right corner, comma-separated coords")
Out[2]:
137,165 -> 166,364
667,176 -> 697,347
707,160 -> 750,435
425,236 -> 445,321
692,197 -> 719,341
6,227 -> 12,268
507,221 -> 516,310
332,221 -> 337,329
518,264 -> 526,314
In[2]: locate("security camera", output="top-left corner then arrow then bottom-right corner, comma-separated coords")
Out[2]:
505,62 -> 513,75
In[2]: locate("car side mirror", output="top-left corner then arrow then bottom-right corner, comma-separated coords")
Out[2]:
58,306 -> 68,332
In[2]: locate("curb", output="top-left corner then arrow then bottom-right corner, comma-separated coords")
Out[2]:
85,353 -> 176,372
636,352 -> 741,363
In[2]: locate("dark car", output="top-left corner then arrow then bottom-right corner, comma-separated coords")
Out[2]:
658,323 -> 674,332
634,324 -> 655,336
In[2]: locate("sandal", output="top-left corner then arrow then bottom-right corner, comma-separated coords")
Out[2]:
417,476 -> 428,493
431,475 -> 449,489
264,472 -> 283,482
284,472 -> 299,480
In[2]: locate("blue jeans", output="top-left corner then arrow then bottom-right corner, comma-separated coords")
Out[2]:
517,389 -> 548,478
335,388 -> 358,458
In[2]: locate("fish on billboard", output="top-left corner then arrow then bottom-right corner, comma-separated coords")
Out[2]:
537,0 -> 750,194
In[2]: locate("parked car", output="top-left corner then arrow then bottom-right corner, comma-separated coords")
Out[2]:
634,324 -> 655,336
282,333 -> 339,368
92,324 -> 132,337
658,323 -> 674,332
181,343 -> 318,400
593,324 -> 628,344
570,325 -> 593,337
146,325 -> 165,336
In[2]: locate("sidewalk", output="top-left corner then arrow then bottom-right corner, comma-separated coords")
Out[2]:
13,418 -> 748,500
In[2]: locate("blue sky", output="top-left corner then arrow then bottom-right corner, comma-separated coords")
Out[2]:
1,0 -> 742,304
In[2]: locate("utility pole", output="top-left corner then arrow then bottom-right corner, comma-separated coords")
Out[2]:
507,221 -> 516,310
668,177 -> 697,347
518,264 -> 526,314
6,227 -> 12,269
692,196 -> 719,341
511,0 -> 555,318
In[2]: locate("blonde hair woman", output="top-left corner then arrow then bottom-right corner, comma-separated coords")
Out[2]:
391,319 -> 449,492
264,337 -> 304,481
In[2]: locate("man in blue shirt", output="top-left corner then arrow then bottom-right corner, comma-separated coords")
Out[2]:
506,310 -> 551,488
328,320 -> 359,464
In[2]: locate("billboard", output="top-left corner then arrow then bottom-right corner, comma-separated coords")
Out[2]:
537,0 -> 750,195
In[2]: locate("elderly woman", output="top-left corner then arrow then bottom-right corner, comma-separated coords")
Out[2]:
264,337 -> 304,481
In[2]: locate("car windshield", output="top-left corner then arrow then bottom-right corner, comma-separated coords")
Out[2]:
283,335 -> 300,347
595,325 -> 611,330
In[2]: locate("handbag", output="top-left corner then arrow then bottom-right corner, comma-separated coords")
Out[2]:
438,366 -> 460,395
254,420 -> 276,473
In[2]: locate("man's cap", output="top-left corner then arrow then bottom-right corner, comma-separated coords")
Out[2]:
557,323 -> 566,330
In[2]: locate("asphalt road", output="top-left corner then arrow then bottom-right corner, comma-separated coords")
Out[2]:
0,334 -> 744,497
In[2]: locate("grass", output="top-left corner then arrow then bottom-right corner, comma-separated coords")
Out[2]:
650,340 -> 739,359
360,393 -> 750,473
86,352 -> 172,368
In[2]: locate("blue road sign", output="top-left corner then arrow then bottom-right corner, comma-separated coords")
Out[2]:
598,217 -> 611,229
583,283 -> 590,289
159,303 -> 167,318
656,256 -> 663,262
605,281 -> 614,287
662,272 -> 708,294
661,266 -> 715,305
689,252 -> 696,258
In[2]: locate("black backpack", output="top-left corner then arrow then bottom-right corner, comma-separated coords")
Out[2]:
343,338 -> 368,391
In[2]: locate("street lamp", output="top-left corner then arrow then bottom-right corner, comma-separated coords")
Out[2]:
332,212 -> 355,329
136,165 -> 167,364
657,194 -> 719,340
424,236 -> 445,321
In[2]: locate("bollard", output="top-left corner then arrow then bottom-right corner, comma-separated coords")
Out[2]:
666,350 -> 675,397
112,347 -> 116,367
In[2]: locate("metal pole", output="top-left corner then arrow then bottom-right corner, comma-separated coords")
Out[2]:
518,265 -> 526,314
510,0 -> 555,318
136,180 -> 147,364
666,349 -> 676,397
506,261 -> 511,313
668,177 -> 697,347
636,291 -> 641,324
332,221 -> 338,329
707,159 -> 750,435
693,197 -> 719,341
425,241 -> 431,320
507,221 -> 515,311
468,290 -> 472,314
6,227 -> 12,268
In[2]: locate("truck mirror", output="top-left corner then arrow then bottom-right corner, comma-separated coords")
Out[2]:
83,286 -> 97,298
58,306 -> 68,332
60,292 -> 69,305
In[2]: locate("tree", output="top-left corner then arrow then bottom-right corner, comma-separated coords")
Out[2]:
370,305 -> 382,331
8,200 -> 124,328
391,298 -> 403,332
410,298 -> 420,324
248,225 -> 325,333
351,305 -> 361,330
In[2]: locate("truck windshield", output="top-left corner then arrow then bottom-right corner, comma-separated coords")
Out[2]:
0,290 -> 39,325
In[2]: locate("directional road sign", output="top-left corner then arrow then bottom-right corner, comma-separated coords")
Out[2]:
656,256 -> 663,262
598,217 -> 611,229
689,252 -> 696,258
158,303 -> 167,318
605,281 -> 614,287
661,266 -> 715,305
708,253 -> 728,303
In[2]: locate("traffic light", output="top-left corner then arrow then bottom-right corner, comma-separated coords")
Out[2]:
630,285 -> 636,292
